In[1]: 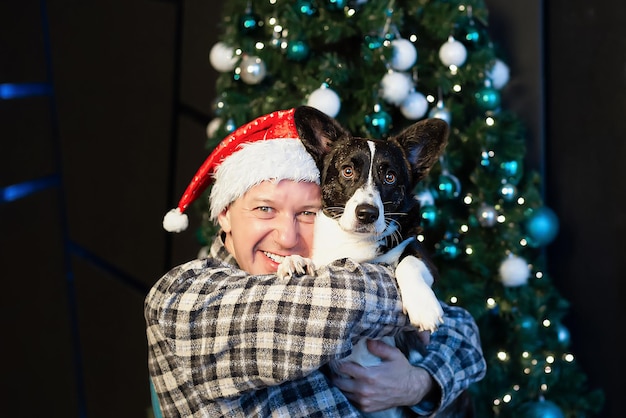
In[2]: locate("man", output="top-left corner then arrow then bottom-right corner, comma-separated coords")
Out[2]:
147,107 -> 486,417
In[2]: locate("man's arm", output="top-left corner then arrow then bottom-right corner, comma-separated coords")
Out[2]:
330,303 -> 486,415
145,257 -> 411,400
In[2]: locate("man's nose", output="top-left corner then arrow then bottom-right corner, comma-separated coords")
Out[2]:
274,215 -> 299,248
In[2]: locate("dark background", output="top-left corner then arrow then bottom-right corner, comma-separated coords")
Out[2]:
1,1 -> 623,417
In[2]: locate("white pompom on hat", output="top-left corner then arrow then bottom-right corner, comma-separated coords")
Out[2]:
163,108 -> 320,232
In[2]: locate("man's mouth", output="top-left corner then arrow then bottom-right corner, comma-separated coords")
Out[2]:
263,251 -> 285,263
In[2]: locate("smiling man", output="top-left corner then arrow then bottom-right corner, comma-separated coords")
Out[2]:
146,107 -> 486,417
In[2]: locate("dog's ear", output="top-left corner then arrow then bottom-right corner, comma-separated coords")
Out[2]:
392,118 -> 449,184
294,106 -> 350,165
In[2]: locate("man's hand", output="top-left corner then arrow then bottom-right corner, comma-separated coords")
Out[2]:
330,338 -> 436,412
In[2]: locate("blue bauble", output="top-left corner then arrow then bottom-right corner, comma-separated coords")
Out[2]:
515,400 -> 564,418
286,40 -> 310,61
239,12 -> 261,34
436,173 -> 461,200
437,239 -> 462,259
420,204 -> 438,227
326,0 -> 346,11
365,109 -> 392,138
475,86 -> 501,110
295,0 -> 317,15
525,206 -> 559,247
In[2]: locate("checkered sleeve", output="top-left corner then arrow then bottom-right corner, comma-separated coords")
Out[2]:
145,255 -> 410,412
411,303 -> 487,414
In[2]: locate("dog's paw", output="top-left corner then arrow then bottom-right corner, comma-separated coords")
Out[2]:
277,255 -> 315,278
395,256 -> 444,332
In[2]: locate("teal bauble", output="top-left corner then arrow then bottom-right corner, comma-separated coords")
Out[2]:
515,400 -> 564,418
365,109 -> 392,138
475,86 -> 501,110
436,173 -> 461,200
525,206 -> 559,247
239,12 -> 261,34
437,239 -> 462,259
499,182 -> 517,202
326,0 -> 346,11
286,40 -> 310,61
420,204 -> 438,227
500,160 -> 523,185
295,0 -> 317,15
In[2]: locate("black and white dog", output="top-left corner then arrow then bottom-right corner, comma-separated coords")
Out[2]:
278,106 -> 461,418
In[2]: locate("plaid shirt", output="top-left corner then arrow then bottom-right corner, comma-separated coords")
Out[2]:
145,233 -> 485,417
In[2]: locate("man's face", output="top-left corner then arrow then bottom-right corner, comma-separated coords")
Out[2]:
217,180 -> 321,275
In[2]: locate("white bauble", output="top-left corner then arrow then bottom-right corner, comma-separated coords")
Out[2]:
400,91 -> 428,120
206,118 -> 222,138
439,36 -> 467,67
307,86 -> 341,117
380,71 -> 413,106
390,38 -> 417,71
239,55 -> 267,85
499,254 -> 530,287
209,42 -> 238,72
488,58 -> 510,89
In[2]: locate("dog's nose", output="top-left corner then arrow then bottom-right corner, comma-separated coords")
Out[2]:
356,204 -> 379,224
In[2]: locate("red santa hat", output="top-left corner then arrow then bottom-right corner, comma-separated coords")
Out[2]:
163,107 -> 320,232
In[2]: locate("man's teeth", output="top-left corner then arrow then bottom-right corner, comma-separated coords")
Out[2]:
264,252 -> 285,263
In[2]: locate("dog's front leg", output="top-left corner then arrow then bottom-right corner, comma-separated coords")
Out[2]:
395,256 -> 443,332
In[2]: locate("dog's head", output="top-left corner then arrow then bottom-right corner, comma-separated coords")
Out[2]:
294,106 -> 448,236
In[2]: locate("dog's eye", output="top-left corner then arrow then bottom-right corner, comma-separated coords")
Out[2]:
342,166 -> 354,179
384,171 -> 397,185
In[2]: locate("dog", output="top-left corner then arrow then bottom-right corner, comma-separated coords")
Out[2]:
277,106 -> 472,417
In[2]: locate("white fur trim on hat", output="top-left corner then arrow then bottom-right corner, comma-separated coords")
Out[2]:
209,138 -> 319,221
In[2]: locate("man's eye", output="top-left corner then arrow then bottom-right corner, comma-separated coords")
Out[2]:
298,210 -> 318,224
256,206 -> 273,213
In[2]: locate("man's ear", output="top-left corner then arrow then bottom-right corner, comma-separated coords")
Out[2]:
217,207 -> 232,233
392,118 -> 449,184
293,106 -> 350,166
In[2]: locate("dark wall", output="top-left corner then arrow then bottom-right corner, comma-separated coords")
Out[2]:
1,1 -> 622,417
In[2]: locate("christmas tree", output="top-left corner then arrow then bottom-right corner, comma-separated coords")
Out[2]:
198,0 -> 605,416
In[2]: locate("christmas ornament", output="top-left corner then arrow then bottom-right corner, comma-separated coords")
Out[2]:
489,58 -> 511,89
307,85 -> 341,117
437,234 -> 462,259
326,0 -> 346,11
556,323 -> 571,347
515,400 -> 565,418
239,55 -> 267,84
400,91 -> 428,120
499,182 -> 517,202
365,34 -> 384,50
209,42 -> 238,73
439,36 -> 467,67
206,118 -> 222,138
429,100 -> 451,124
295,0 -> 317,16
420,204 -> 438,227
239,11 -> 261,34
499,254 -> 530,287
364,106 -> 392,138
436,172 -> 461,200
286,40 -> 310,61
516,315 -> 538,338
380,70 -> 413,105
500,160 -> 523,184
525,206 -> 559,247
475,85 -> 501,111
390,38 -> 417,71
477,203 -> 498,227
